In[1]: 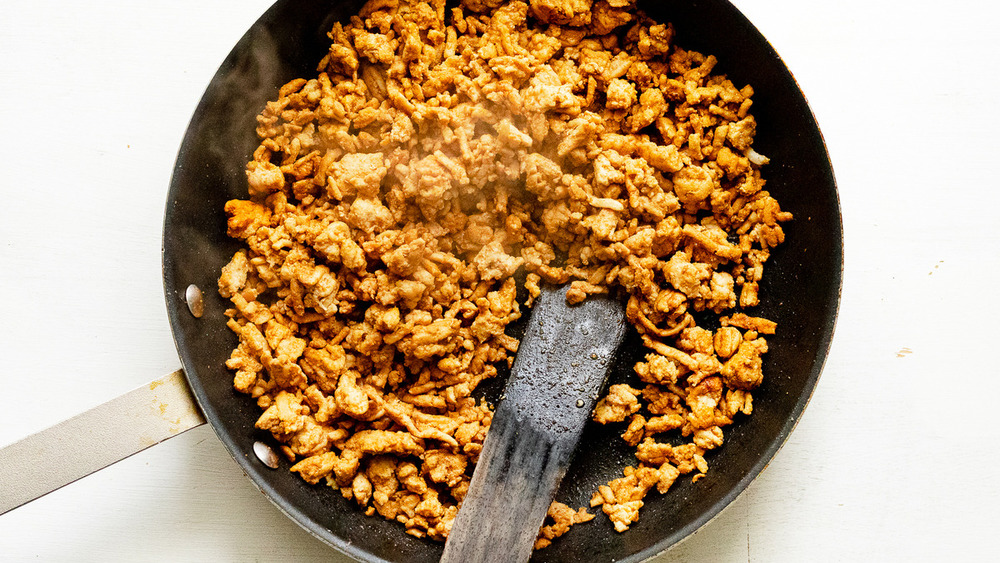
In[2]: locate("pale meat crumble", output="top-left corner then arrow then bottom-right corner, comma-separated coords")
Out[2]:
219,0 -> 790,546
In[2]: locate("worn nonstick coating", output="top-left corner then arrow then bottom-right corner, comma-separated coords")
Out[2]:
162,1 -> 842,561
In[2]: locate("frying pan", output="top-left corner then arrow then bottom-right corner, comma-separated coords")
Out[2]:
7,0 -> 842,561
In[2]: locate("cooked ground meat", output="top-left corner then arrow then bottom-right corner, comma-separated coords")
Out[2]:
219,0 -> 789,544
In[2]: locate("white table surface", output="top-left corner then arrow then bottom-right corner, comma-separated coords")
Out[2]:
2,1 -> 998,561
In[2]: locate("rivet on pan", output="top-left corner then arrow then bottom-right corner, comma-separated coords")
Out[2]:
576,399 -> 585,408
253,441 -> 280,469
185,284 -> 204,318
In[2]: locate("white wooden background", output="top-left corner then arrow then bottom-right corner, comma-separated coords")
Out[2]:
1,1 -> 998,561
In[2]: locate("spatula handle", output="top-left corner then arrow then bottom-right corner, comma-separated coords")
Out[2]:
441,286 -> 627,562
440,414 -> 572,563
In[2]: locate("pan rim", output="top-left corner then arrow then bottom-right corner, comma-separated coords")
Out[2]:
161,0 -> 844,560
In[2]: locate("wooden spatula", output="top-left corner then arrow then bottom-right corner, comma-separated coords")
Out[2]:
440,284 -> 628,563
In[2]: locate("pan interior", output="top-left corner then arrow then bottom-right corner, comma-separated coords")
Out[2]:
162,1 -> 841,561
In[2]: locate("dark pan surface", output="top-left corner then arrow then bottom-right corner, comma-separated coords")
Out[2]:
162,1 -> 842,561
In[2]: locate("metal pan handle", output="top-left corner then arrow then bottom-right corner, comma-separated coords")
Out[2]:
0,370 -> 205,514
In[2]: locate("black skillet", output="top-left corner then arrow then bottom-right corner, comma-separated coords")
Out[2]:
162,0 -> 842,561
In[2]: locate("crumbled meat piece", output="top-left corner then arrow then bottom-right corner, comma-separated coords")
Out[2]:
605,78 -> 637,110
593,384 -> 641,424
328,152 -> 386,199
713,326 -> 742,359
686,376 -> 723,429
218,251 -> 251,299
472,240 -> 524,281
727,116 -> 757,151
589,1 -> 634,35
529,0 -> 593,26
693,426 -> 724,450
622,414 -> 646,446
290,451 -> 339,484
589,466 -> 661,532
246,161 -> 285,197
634,353 -> 681,386
535,501 -> 594,549
220,0 -> 788,547
422,449 -> 468,488
722,312 -> 777,335
627,87 -> 667,131
720,338 -> 769,390
672,165 -> 717,205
